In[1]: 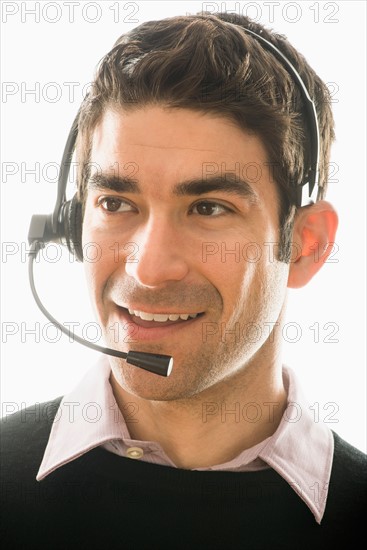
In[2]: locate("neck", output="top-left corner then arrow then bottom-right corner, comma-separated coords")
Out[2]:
110,350 -> 287,469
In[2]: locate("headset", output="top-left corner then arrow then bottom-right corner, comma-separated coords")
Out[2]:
27,26 -> 321,378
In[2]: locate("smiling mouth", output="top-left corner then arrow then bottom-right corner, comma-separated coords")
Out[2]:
118,307 -> 204,328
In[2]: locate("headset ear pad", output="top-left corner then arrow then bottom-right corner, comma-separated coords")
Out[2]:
66,193 -> 84,262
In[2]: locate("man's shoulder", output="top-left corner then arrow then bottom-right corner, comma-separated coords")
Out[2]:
325,430 -> 367,520
1,396 -> 62,431
331,430 -> 367,472
0,396 -> 63,476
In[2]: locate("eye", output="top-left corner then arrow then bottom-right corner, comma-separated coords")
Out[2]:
97,197 -> 134,213
190,201 -> 232,217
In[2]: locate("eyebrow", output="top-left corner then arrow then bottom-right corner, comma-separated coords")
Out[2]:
174,174 -> 258,202
87,174 -> 139,193
87,172 -> 258,202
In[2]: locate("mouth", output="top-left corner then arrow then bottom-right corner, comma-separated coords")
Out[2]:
113,305 -> 205,341
128,307 -> 200,324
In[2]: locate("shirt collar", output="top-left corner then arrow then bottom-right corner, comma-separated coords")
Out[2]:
258,367 -> 334,524
37,356 -> 126,481
37,357 -> 333,523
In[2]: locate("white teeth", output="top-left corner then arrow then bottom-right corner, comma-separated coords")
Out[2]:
168,314 -> 180,321
126,308 -> 199,322
137,311 -> 154,321
152,314 -> 170,322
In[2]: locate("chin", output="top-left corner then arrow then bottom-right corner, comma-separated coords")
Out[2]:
109,355 -> 215,402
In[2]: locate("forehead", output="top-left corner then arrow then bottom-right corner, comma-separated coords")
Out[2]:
89,106 -> 277,202
91,105 -> 267,159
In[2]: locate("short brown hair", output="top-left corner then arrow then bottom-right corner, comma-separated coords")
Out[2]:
76,12 -> 335,262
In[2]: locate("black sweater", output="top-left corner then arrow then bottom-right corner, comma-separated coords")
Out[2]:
1,397 -> 366,549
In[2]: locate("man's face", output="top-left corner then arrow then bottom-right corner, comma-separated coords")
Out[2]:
82,106 -> 289,400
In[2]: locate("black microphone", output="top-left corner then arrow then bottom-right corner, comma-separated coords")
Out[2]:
27,238 -> 173,377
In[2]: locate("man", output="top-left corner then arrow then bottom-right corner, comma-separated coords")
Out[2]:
1,11 -> 366,548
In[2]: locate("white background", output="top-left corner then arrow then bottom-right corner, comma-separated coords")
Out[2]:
1,1 -> 366,451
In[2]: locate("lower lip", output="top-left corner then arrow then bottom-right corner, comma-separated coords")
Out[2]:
113,307 -> 204,343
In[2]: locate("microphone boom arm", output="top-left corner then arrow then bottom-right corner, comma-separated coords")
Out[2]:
27,241 -> 173,377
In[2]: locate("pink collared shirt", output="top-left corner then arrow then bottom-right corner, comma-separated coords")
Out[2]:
37,356 -> 333,523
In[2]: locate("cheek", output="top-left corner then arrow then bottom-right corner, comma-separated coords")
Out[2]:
83,260 -> 102,313
201,241 -> 258,316
216,240 -> 287,322
82,210 -> 112,308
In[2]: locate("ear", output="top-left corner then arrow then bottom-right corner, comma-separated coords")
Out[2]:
287,200 -> 339,289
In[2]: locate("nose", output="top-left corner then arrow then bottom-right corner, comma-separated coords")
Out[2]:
123,216 -> 190,287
